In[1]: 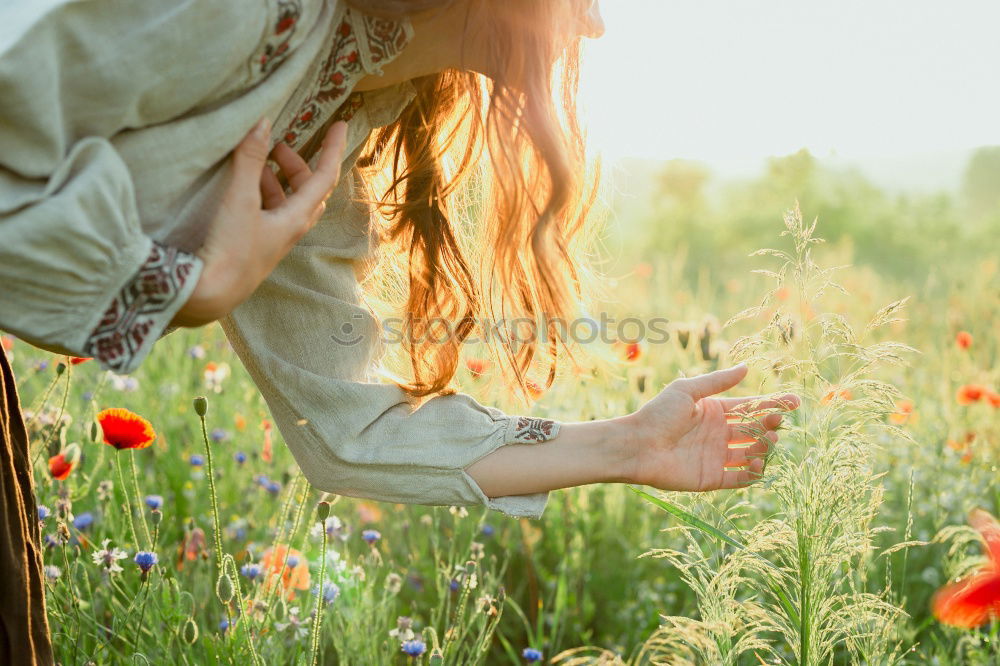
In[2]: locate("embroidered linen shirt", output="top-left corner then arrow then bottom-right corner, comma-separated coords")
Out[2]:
0,0 -> 556,518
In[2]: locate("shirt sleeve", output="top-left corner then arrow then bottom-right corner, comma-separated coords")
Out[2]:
220,169 -> 559,520
0,1 -> 225,371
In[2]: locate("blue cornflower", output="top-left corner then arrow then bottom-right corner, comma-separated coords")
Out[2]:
219,618 -> 230,634
361,529 -> 381,544
144,495 -> 163,510
312,581 -> 340,605
522,648 -> 543,662
234,451 -> 247,464
210,428 -> 228,443
401,640 -> 426,658
285,555 -> 300,568
81,391 -> 94,402
134,551 -> 158,573
189,454 -> 205,466
38,505 -> 51,521
266,480 -> 281,495
240,563 -> 263,581
72,512 -> 94,530
449,578 -> 460,592
481,523 -> 495,537
188,345 -> 206,359
44,534 -> 59,549
254,474 -> 270,487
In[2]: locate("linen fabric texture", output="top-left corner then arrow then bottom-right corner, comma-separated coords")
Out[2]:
0,0 -> 558,519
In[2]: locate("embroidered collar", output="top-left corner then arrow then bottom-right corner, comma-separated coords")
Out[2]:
279,6 -> 413,149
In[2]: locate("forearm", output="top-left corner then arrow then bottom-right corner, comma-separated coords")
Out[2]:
463,417 -> 636,498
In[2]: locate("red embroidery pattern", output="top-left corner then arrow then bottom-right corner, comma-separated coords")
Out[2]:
511,417 -> 557,443
259,0 -> 302,74
85,243 -> 198,372
280,11 -> 409,147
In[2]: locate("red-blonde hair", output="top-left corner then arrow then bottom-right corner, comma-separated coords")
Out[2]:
351,0 -> 599,397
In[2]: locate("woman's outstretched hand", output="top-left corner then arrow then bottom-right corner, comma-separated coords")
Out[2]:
621,363 -> 799,491
172,119 -> 349,327
465,364 -> 800,500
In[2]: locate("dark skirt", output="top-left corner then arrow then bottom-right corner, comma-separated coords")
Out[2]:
0,349 -> 52,665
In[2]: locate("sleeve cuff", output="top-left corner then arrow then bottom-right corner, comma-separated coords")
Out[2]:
460,415 -> 561,520
84,241 -> 203,374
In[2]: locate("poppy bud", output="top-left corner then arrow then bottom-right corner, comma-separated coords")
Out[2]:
317,501 -> 331,522
90,420 -> 100,443
677,328 -> 690,349
57,522 -> 71,544
182,616 -> 199,644
429,650 -> 444,666
216,573 -> 235,603
56,362 -> 66,376
273,598 -> 286,622
193,396 -> 208,416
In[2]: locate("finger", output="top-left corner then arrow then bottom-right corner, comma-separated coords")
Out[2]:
283,122 -> 348,223
271,142 -> 314,192
260,165 -> 286,210
721,457 -> 764,489
727,421 -> 772,444
228,117 -> 272,209
720,393 -> 800,415
670,364 -> 748,402
726,435 -> 774,464
729,411 -> 784,433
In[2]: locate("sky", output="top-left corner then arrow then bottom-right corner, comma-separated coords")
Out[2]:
578,0 -> 1000,169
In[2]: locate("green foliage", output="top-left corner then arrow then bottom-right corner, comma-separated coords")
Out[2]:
11,154 -> 1000,663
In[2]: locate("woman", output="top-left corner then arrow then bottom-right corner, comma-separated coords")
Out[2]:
0,0 -> 798,662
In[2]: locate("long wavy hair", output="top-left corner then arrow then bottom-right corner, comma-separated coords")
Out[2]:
349,0 -> 599,398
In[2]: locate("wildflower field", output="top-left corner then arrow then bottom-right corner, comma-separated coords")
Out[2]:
11,151 -> 1000,664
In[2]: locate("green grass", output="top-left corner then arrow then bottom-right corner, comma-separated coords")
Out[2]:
11,200 -> 1000,664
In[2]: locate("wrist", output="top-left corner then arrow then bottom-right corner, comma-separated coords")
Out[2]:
171,256 -> 231,327
558,416 -> 638,485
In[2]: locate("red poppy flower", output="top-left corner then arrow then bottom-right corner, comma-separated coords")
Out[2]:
933,509 -> 1000,628
261,545 -> 311,600
466,358 -> 489,379
888,400 -> 915,425
987,390 -> 1000,409
821,388 -> 852,405
957,384 -> 988,406
97,408 -> 156,450
68,356 -> 92,365
955,331 -> 973,350
261,420 -> 273,463
1,336 -> 13,352
176,527 -> 207,570
525,380 -> 545,400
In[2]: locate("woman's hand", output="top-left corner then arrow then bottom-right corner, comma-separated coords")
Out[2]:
620,364 -> 800,491
171,119 -> 349,327
464,364 -> 799,500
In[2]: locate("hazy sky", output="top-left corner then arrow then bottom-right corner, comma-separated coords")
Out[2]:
579,1 -> 1000,164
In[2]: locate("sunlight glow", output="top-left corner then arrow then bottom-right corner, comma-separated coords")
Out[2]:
579,0 -> 1000,164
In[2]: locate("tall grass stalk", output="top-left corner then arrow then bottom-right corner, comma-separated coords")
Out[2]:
561,207 -> 914,665
310,502 -> 331,666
